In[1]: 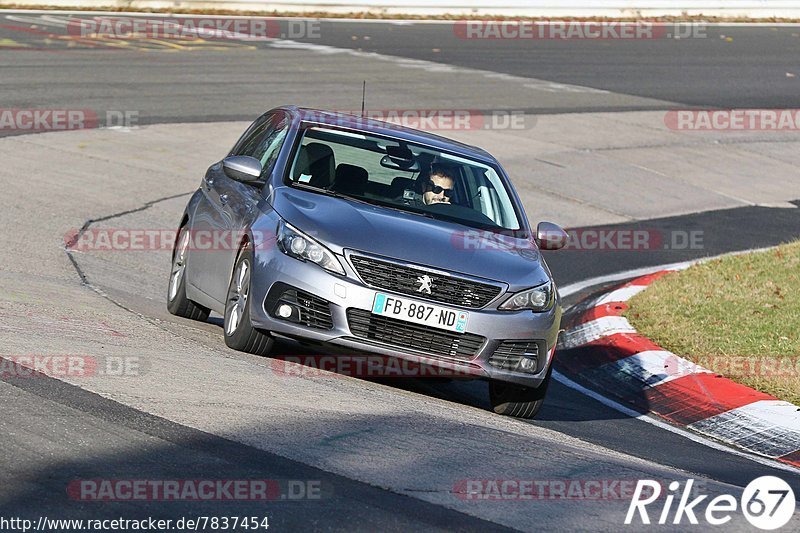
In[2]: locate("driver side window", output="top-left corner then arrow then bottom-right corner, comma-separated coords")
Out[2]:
232,112 -> 289,177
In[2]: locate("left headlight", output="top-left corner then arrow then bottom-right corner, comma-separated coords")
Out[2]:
498,280 -> 555,312
277,220 -> 345,275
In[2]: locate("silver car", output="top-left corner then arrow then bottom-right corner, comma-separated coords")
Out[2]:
167,106 -> 568,418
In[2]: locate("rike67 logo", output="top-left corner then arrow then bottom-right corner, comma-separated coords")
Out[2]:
626,477 -> 796,530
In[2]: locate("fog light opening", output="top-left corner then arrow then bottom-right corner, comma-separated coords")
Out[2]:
277,303 -> 295,319
518,356 -> 537,373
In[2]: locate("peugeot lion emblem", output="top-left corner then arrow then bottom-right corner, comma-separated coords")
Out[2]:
416,275 -> 433,294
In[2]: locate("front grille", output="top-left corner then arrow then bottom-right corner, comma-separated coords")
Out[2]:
265,284 -> 334,330
347,308 -> 485,361
350,255 -> 502,308
488,340 -> 543,371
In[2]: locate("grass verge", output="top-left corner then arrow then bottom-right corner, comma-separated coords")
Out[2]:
625,241 -> 800,405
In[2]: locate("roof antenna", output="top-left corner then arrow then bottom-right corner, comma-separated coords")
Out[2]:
361,80 -> 366,116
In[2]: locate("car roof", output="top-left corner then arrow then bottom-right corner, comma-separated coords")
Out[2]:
277,106 -> 498,165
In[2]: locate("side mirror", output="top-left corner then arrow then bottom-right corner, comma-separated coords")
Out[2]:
223,156 -> 262,184
535,221 -> 568,251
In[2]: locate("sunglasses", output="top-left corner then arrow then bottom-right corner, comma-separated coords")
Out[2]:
425,180 -> 454,197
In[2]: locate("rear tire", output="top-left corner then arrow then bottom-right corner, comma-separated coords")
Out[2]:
223,244 -> 274,356
167,225 -> 210,321
489,365 -> 552,419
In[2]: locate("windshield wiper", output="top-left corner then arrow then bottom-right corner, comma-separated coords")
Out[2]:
289,181 -> 340,196
290,182 -> 372,205
368,198 -> 436,219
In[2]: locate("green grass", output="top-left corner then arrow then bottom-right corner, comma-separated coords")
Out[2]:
624,241 -> 800,405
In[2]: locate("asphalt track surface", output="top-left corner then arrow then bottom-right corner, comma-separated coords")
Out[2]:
296,21 -> 800,111
2,14 -> 800,125
1,11 -> 800,531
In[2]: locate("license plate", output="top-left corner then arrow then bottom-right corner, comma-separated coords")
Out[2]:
371,293 -> 469,333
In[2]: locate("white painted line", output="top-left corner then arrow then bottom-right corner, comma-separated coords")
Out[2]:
558,315 -> 635,349
265,39 -> 609,94
559,246 -> 779,299
595,284 -> 647,304
560,261 -> 692,298
5,13 -> 70,27
603,349 -> 713,388
689,400 -> 800,458
715,400 -> 800,432
552,369 -> 800,475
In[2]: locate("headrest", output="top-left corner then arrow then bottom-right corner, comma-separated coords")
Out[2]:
333,164 -> 369,195
295,142 -> 335,188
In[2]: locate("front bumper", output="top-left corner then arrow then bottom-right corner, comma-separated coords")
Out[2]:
248,246 -> 561,388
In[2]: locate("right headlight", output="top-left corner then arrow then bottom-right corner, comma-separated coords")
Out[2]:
498,280 -> 554,312
276,220 -> 344,275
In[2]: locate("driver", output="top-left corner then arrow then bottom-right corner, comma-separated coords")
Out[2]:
422,164 -> 455,205
401,163 -> 456,206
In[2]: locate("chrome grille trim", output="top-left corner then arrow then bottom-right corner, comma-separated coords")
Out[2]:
349,254 -> 503,309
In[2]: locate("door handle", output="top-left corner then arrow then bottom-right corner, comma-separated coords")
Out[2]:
204,176 -> 214,191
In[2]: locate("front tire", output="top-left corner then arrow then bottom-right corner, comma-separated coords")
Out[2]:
167,225 -> 211,321
223,245 -> 274,356
489,365 -> 552,419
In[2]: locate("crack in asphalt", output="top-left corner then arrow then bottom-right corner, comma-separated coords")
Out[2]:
64,191 -> 192,250
62,190 -> 192,326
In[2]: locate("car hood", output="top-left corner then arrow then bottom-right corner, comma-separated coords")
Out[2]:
270,186 -> 550,289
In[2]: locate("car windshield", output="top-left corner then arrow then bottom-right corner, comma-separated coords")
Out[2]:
287,126 -> 522,231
